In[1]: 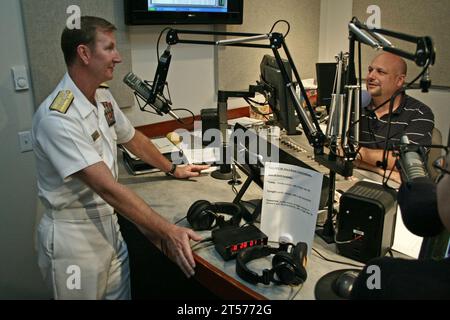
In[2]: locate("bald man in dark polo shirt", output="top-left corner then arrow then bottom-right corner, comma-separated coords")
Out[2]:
356,53 -> 434,183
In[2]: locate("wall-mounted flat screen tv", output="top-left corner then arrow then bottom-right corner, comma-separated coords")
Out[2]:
125,0 -> 243,25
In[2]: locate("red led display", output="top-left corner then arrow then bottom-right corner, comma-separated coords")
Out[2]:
230,239 -> 264,253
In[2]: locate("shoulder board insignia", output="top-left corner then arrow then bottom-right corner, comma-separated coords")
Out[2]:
99,83 -> 110,89
49,90 -> 74,114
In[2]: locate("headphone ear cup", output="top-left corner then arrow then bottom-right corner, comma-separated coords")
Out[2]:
272,251 -> 297,284
227,203 -> 242,226
187,200 -> 215,230
210,202 -> 242,227
293,242 -> 308,268
292,242 -> 308,283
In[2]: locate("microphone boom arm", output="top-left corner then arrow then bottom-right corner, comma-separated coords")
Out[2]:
350,17 -> 436,67
165,28 -> 327,155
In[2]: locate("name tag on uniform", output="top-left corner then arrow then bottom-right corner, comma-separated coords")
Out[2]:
91,130 -> 100,142
102,101 -> 116,127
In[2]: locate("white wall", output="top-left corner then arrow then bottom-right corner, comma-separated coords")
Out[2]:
124,25 -> 217,127
0,0 -> 50,299
318,0 -> 353,62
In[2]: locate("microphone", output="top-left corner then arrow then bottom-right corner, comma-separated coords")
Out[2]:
397,135 -> 427,182
348,23 -> 381,49
123,72 -> 182,123
397,135 -> 443,237
420,68 -> 431,93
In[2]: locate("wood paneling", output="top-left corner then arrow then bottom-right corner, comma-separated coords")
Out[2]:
136,106 -> 250,138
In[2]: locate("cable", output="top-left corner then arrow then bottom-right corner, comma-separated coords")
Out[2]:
174,216 -> 187,225
156,27 -> 172,61
244,98 -> 271,121
244,98 -> 271,115
191,237 -> 213,251
269,20 -> 290,38
192,242 -> 215,253
171,108 -> 195,126
377,87 -> 406,188
312,248 -> 365,268
290,284 -> 304,300
246,97 -> 269,107
334,234 -> 362,245
268,241 -> 364,268
406,60 -> 432,89
382,162 -> 398,191
231,184 -> 238,195
240,200 -> 257,210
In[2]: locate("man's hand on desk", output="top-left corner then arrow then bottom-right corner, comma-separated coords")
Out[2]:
160,224 -> 203,278
173,164 -> 211,179
353,159 -> 402,184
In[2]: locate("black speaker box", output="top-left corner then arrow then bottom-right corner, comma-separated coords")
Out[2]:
201,108 -> 219,146
336,181 -> 398,263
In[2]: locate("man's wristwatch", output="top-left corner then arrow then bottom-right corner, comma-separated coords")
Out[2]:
167,163 -> 177,176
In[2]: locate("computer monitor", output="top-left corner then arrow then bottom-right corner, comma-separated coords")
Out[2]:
125,0 -> 244,25
316,62 -> 337,113
260,55 -> 299,135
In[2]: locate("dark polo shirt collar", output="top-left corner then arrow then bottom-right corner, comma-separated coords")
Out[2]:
364,93 -> 407,118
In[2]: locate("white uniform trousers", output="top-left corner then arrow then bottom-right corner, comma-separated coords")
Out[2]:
36,206 -> 131,300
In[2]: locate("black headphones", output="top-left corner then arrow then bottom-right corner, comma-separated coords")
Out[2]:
187,200 -> 242,231
236,242 -> 308,286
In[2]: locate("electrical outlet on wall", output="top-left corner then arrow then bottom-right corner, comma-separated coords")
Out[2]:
11,66 -> 29,91
18,131 -> 33,152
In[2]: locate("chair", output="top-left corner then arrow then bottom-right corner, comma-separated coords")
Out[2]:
426,127 -> 443,181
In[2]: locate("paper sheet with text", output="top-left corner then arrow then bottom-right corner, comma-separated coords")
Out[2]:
260,162 -> 323,255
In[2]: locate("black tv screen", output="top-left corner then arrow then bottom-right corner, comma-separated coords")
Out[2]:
125,0 -> 243,25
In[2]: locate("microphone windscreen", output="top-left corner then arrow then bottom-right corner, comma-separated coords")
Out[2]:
361,90 -> 371,108
398,177 -> 443,237
166,131 -> 182,145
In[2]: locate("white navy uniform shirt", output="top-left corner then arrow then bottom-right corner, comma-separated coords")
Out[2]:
32,73 -> 135,212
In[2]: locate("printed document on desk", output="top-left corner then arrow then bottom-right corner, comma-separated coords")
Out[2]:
260,162 -> 323,255
152,137 -> 181,154
228,117 -> 264,128
123,137 -> 179,160
182,147 -> 221,165
179,130 -> 222,165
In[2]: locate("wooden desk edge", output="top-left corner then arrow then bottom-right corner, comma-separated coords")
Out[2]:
194,254 -> 267,300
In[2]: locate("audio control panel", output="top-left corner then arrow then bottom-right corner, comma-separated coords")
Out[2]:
279,135 -> 308,153
278,134 -> 329,175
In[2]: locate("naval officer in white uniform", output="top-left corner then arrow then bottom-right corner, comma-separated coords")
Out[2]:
31,16 -> 208,299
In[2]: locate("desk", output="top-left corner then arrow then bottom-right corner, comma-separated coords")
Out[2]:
118,147 -> 397,300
